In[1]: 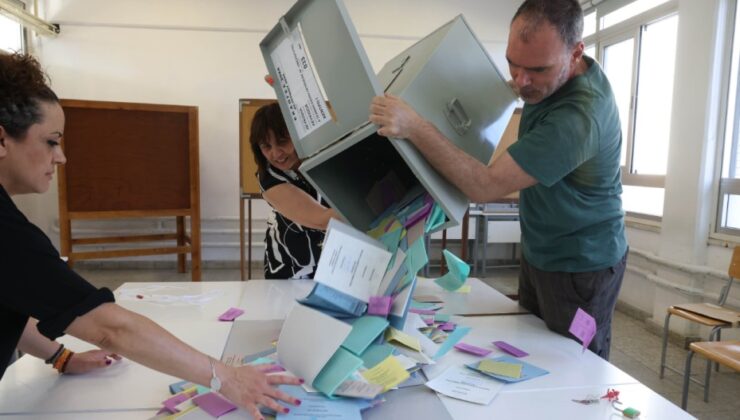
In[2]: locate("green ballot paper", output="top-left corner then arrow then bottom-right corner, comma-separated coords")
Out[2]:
434,249 -> 471,291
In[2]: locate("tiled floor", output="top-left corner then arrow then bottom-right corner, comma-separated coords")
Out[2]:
74,265 -> 739,420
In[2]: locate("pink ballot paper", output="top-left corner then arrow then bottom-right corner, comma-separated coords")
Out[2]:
368,296 -> 392,316
218,307 -> 244,321
453,342 -> 492,357
568,308 -> 597,352
192,392 -> 237,417
493,341 -> 529,357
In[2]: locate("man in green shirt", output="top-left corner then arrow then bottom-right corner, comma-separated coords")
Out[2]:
369,0 -> 627,360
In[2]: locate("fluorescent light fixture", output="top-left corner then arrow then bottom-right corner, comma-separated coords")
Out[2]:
0,0 -> 58,37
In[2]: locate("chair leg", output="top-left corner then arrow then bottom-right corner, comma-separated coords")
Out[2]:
660,311 -> 672,379
701,326 -> 721,403
715,329 -> 722,373
682,350 -> 695,410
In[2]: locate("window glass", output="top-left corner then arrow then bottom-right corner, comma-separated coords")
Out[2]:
0,13 -> 23,53
602,0 -> 671,29
584,11 -> 597,38
585,44 -> 596,60
622,185 -> 665,217
602,38 -> 634,166
631,15 -> 679,175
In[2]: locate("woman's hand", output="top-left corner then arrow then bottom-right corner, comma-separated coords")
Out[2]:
220,364 -> 302,420
63,349 -> 121,374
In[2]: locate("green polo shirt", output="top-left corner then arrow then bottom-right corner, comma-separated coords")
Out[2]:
507,56 -> 627,272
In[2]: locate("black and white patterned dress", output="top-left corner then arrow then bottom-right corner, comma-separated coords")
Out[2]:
258,165 -> 327,279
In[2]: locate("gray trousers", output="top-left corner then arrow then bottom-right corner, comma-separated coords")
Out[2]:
518,251 -> 628,360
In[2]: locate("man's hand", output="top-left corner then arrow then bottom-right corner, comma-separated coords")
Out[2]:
369,94 -> 426,140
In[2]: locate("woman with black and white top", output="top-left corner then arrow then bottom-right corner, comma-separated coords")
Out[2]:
249,103 -> 339,279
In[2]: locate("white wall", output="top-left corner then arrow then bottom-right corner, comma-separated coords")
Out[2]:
19,0 -> 514,260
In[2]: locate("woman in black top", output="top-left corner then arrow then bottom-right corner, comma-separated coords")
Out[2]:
0,52 -> 300,418
249,103 -> 338,279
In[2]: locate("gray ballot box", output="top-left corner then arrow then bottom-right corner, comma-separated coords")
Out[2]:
260,0 -> 516,232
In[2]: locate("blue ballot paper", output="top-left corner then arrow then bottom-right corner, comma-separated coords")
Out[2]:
466,355 -> 549,383
405,237 -> 428,275
425,203 -> 447,233
313,347 -> 364,396
359,343 -> 396,369
276,385 -> 368,420
433,326 -> 471,360
298,283 -> 367,318
434,249 -> 471,291
378,227 -> 404,256
342,316 -> 390,356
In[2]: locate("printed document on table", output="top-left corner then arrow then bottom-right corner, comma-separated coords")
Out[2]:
425,365 -> 504,405
314,219 -> 392,302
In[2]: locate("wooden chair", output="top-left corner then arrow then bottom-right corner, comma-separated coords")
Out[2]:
660,246 -> 740,401
682,340 -> 740,409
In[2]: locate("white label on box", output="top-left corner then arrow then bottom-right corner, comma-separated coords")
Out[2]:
270,28 -> 330,140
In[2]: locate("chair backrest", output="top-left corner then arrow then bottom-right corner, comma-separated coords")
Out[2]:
720,246 -> 740,305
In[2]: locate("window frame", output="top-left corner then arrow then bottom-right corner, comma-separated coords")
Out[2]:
0,0 -> 28,53
713,0 -> 740,240
583,0 -> 678,221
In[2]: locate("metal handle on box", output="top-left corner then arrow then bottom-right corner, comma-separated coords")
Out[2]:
445,97 -> 471,135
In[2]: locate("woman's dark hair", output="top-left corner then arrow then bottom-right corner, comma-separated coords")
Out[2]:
249,102 -> 290,175
0,52 -> 59,139
512,0 -> 583,49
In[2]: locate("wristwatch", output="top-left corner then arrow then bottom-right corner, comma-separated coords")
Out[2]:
209,357 -> 222,392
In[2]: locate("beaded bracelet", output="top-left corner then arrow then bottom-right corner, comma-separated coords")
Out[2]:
60,350 -> 74,374
45,344 -> 64,365
52,348 -> 73,373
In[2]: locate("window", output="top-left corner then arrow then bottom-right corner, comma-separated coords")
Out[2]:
0,6 -> 25,53
584,0 -> 678,219
718,0 -> 740,235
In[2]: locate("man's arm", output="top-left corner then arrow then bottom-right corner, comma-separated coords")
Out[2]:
369,94 -> 537,202
66,303 -> 301,418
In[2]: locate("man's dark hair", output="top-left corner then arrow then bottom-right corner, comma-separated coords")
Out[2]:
512,0 -> 584,48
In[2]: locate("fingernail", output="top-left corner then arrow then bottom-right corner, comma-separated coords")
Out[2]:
105,360 -> 111,365
283,408 -> 290,414
295,399 -> 302,406
298,378 -> 305,384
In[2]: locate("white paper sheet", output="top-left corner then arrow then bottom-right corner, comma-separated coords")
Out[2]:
390,276 -> 414,318
425,365 -> 504,405
403,313 -> 441,359
277,304 -> 352,385
314,219 -> 392,302
270,27 -> 331,140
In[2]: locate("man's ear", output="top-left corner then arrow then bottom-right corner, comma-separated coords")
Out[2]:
571,41 -> 585,63
0,126 -> 8,158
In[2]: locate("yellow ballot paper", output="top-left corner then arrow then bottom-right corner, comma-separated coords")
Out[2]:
385,327 -> 422,352
478,359 -> 523,378
361,355 -> 410,391
455,284 -> 472,294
